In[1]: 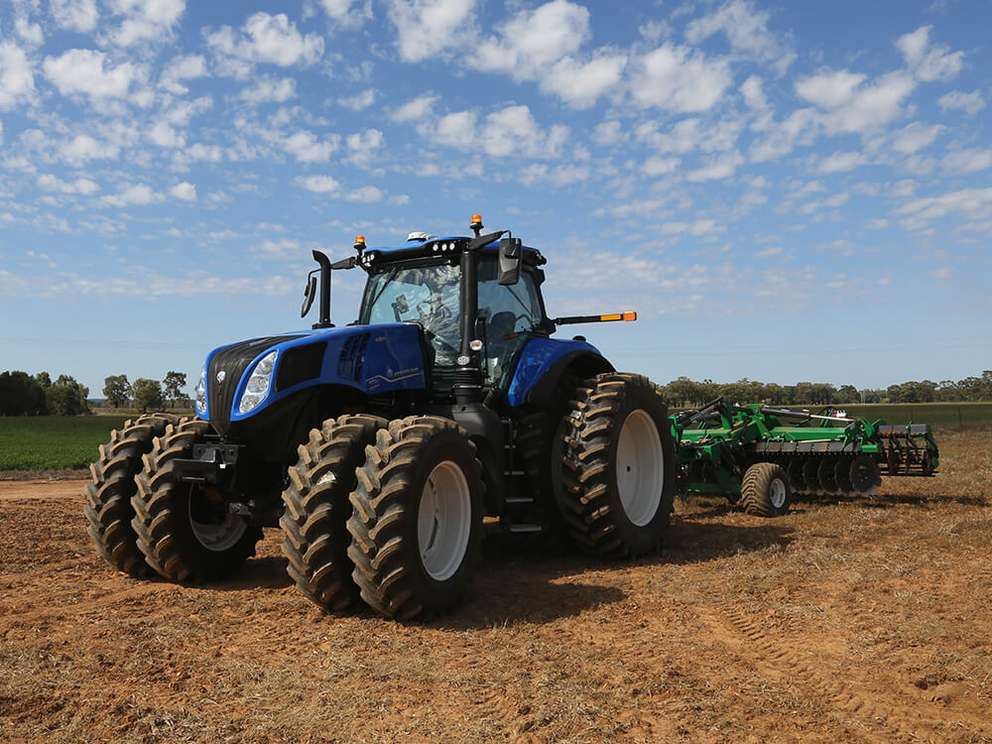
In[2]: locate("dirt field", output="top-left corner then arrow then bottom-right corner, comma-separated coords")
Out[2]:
1,431 -> 989,743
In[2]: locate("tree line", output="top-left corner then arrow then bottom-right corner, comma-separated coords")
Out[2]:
657,370 -> 992,407
0,370 -> 189,416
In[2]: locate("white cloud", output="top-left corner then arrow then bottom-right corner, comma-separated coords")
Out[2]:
938,89 -> 985,116
630,43 -> 731,113
740,75 -> 767,110
660,218 -> 721,237
593,120 -> 621,146
467,1 -> 623,109
686,151 -> 743,181
282,130 -> 340,163
346,185 -> 384,203
387,0 -> 476,63
295,174 -> 341,193
431,105 -> 568,158
636,117 -> 741,155
685,0 -> 793,74
207,12 -> 325,78
0,42 -> 35,110
795,69 -> 865,108
15,16 -> 44,47
891,122 -> 942,154
642,156 -> 680,176
37,174 -> 100,195
60,133 -> 120,163
51,0 -> 99,33
539,52 -> 627,109
817,151 -> 866,173
346,128 -> 384,165
102,183 -> 163,207
106,0 -> 187,46
896,25 -> 963,82
896,187 -> 992,230
339,88 -> 376,111
160,54 -> 207,95
391,93 -> 437,122
942,148 -> 992,175
169,181 -> 197,201
43,49 -> 143,101
239,76 -> 296,104
796,68 -> 915,134
316,0 -> 372,28
433,110 -> 477,149
147,119 -> 185,147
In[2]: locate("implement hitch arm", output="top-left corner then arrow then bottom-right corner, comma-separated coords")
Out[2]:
554,311 -> 637,325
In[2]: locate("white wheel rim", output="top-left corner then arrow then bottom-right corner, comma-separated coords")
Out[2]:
769,478 -> 787,509
188,486 -> 247,552
417,461 -> 472,581
616,409 -> 665,527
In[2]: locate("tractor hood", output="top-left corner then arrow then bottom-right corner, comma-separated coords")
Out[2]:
199,323 -> 427,433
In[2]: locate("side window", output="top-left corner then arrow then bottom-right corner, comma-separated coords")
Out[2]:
477,258 -> 543,382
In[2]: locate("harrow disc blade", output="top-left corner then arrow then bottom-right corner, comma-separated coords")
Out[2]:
802,458 -> 820,493
886,448 -> 901,475
787,458 -> 806,493
817,457 -> 839,493
834,456 -> 854,493
850,454 -> 882,493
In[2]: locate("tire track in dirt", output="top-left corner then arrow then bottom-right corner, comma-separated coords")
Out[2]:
706,603 -> 991,743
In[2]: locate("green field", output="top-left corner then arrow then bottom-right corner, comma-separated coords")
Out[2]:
0,415 -> 126,471
0,402 -> 989,472
841,402 -> 992,429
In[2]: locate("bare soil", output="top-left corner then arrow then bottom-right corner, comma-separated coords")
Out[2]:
1,431 -> 989,743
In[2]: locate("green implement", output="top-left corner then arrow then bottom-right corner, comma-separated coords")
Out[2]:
671,398 -> 939,516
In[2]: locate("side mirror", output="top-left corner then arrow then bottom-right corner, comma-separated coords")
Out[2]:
498,237 -> 522,285
300,274 -> 317,318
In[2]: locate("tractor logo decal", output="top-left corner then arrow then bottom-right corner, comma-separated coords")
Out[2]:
365,368 -> 422,390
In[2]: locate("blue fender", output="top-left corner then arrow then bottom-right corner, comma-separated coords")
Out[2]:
505,336 -> 613,408
204,324 -> 427,424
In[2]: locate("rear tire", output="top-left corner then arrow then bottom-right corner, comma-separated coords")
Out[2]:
559,373 -> 676,558
84,413 -> 180,577
280,414 -> 387,612
133,419 -> 261,583
347,416 -> 484,620
740,462 -> 791,517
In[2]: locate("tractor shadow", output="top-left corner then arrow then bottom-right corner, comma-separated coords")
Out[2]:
443,518 -> 793,629
209,556 -> 293,590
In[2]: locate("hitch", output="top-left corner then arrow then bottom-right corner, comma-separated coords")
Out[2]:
172,442 -> 241,485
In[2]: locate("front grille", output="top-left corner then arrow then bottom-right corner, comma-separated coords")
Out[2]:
208,334 -> 301,433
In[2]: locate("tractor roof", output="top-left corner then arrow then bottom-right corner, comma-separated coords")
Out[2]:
359,234 -> 546,269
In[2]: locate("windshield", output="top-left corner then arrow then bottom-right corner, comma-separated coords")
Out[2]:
363,261 -> 462,366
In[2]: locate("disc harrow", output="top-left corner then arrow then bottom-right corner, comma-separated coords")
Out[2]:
672,398 -> 938,512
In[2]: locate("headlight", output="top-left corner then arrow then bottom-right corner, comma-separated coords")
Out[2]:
195,367 -> 207,415
238,350 -> 277,415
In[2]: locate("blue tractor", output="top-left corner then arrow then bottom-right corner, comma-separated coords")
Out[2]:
84,215 -> 676,619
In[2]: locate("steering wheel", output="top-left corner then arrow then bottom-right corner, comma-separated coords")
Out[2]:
424,329 -> 458,355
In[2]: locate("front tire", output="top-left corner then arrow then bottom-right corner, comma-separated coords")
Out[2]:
280,414 -> 387,612
133,419 -> 261,583
559,373 -> 676,558
347,416 -> 484,620
84,413 -> 180,577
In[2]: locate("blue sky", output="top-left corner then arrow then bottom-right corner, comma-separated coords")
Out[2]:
1,0 -> 989,394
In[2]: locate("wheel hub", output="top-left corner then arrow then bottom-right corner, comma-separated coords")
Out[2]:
616,409 -> 665,527
417,461 -> 471,581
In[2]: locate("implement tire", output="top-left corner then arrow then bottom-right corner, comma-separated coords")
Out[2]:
740,462 -> 791,517
84,413 -> 180,577
280,414 -> 387,612
133,419 -> 261,583
559,373 -> 676,559
347,416 -> 484,620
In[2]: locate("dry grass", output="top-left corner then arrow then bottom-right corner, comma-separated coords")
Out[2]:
0,432 -> 989,743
